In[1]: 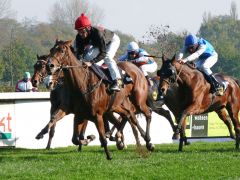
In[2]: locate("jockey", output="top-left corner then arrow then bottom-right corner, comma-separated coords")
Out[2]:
118,41 -> 158,84
74,13 -> 122,91
177,34 -> 223,95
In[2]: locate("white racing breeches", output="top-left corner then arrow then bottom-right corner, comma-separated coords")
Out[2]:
139,61 -> 158,76
195,51 -> 218,75
83,34 -> 121,80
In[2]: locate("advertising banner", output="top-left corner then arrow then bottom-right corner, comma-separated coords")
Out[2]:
0,102 -> 15,146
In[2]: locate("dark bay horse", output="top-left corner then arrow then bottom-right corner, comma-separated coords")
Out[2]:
45,40 -> 153,160
158,55 -> 240,151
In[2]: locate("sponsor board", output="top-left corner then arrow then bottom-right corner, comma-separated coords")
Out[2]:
0,103 -> 15,146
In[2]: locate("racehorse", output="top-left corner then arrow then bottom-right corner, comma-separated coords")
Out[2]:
158,55 -> 240,151
32,55 -> 121,150
32,55 -> 94,150
45,40 -> 154,160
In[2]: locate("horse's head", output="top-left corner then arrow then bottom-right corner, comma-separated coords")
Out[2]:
46,40 -> 71,74
157,55 -> 177,96
32,54 -> 49,87
45,39 -> 76,90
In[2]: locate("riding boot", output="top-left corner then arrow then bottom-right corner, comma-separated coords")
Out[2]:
145,75 -> 152,86
206,74 -> 223,95
110,79 -> 122,92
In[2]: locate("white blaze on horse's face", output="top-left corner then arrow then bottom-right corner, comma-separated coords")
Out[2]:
47,58 -> 59,75
44,75 -> 53,90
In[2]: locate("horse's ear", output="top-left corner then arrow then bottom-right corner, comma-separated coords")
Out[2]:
37,54 -> 39,59
55,38 -> 59,44
162,53 -> 167,63
65,40 -> 73,47
171,54 -> 176,63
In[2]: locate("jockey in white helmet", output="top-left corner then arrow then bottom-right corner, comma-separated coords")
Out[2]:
119,41 -> 158,85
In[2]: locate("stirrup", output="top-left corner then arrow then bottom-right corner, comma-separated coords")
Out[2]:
110,84 -> 121,91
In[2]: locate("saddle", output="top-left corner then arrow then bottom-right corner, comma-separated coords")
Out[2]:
90,63 -> 133,85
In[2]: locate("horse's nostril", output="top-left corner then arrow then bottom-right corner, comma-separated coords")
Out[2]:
50,64 -> 54,68
161,88 -> 165,93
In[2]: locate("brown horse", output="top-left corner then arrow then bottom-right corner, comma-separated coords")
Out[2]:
158,55 -> 240,151
32,55 -> 121,150
32,55 -> 93,150
45,40 -> 153,159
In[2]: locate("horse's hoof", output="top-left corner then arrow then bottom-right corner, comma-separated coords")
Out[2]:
230,135 -> 236,140
184,141 -> 191,146
107,156 -> 112,160
87,135 -> 96,141
116,142 -> 124,150
172,133 -> 180,140
35,134 -> 43,140
146,143 -> 155,151
109,136 -> 116,141
80,139 -> 89,146
72,137 -> 79,145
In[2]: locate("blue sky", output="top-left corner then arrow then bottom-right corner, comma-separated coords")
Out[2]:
11,0 -> 240,40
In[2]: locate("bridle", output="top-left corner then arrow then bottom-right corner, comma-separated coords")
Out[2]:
47,43 -> 103,95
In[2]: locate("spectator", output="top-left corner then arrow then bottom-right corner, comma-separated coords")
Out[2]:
15,72 -> 37,92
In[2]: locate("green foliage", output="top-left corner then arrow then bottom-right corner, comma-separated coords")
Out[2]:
0,142 -> 240,179
199,15 -> 240,79
1,40 -> 36,85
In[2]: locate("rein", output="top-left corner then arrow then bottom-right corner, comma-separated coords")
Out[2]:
50,48 -> 103,95
176,62 -> 184,82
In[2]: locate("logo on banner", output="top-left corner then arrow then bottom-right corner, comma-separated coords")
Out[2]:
191,114 -> 208,137
0,113 -> 12,139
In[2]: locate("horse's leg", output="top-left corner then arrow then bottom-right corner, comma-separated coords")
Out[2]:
181,119 -> 190,145
179,127 -> 184,152
155,108 -> 178,139
103,112 -> 121,141
216,108 -> 235,139
114,105 -> 142,149
95,113 -> 112,160
139,104 -> 154,151
46,123 -> 56,149
72,117 -> 86,146
226,106 -> 240,149
115,116 -> 128,150
36,107 -> 66,139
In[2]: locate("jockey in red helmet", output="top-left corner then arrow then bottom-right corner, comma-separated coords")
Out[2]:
74,13 -> 122,91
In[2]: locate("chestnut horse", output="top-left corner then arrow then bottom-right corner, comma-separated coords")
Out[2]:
158,55 -> 240,151
32,55 -> 93,150
32,55 -> 121,150
45,40 -> 153,160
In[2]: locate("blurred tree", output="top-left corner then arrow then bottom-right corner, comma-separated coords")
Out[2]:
0,0 -> 14,19
230,1 -> 238,21
1,40 -> 35,85
49,0 -> 104,29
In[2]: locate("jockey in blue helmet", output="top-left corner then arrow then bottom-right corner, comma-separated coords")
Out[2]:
177,34 -> 224,95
